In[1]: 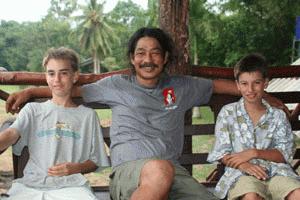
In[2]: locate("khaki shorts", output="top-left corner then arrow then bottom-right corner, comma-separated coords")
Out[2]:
109,158 -> 217,200
228,175 -> 300,200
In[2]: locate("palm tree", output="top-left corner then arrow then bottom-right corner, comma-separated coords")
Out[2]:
145,0 -> 158,27
76,0 -> 118,73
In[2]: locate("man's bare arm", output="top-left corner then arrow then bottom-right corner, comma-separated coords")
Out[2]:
6,86 -> 82,114
212,79 -> 240,96
212,79 -> 290,116
291,103 -> 300,121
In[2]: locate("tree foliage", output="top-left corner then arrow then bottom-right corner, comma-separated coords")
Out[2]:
75,0 -> 118,73
189,0 -> 300,66
0,0 -> 299,72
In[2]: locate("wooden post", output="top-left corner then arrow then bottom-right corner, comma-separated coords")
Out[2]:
159,0 -> 193,174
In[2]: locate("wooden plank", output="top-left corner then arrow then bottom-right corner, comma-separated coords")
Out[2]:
293,149 -> 300,159
184,124 -> 215,136
92,186 -> 109,192
270,92 -> 300,104
292,121 -> 300,130
0,69 -> 130,85
179,153 -> 210,165
191,65 -> 300,79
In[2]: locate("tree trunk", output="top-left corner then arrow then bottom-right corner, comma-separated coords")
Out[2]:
193,36 -> 198,65
159,0 -> 192,174
93,51 -> 101,74
192,37 -> 201,118
159,0 -> 190,75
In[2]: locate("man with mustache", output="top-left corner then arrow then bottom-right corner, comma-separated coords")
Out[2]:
6,27 -> 286,200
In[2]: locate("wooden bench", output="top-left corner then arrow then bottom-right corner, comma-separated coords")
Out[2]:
0,66 -> 300,199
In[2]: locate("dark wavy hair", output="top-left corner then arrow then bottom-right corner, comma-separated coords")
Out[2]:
127,27 -> 175,73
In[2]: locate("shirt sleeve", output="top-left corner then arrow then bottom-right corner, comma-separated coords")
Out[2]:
182,76 -> 213,108
10,104 -> 32,156
88,110 -> 110,171
272,109 -> 295,164
207,106 -> 233,163
81,76 -> 118,105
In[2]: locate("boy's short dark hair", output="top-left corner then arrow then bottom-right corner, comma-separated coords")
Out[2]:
234,53 -> 268,81
43,47 -> 79,71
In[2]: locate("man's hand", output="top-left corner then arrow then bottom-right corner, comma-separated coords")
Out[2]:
222,149 -> 256,168
6,89 -> 31,114
263,92 -> 291,118
238,162 -> 268,180
48,162 -> 81,176
290,103 -> 300,121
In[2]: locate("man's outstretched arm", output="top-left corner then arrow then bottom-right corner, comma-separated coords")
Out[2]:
212,79 -> 240,96
212,79 -> 290,116
6,86 -> 81,114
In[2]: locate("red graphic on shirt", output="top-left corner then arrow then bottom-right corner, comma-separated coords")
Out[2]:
163,88 -> 176,106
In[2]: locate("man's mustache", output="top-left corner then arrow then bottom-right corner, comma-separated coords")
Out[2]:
139,62 -> 159,68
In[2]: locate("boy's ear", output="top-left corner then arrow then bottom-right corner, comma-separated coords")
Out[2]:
73,71 -> 79,84
264,78 -> 269,89
235,80 -> 241,91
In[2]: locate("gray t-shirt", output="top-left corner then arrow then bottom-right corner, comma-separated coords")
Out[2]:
82,74 -> 213,168
10,100 -> 109,189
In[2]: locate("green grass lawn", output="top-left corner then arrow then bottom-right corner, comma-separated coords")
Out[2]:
0,85 -> 22,93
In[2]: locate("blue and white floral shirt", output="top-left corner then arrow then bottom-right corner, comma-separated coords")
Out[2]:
207,98 -> 299,199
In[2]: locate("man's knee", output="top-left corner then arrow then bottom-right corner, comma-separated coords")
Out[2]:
140,159 -> 175,185
241,192 -> 264,200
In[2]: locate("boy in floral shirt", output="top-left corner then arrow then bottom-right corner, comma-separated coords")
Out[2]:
207,53 -> 300,200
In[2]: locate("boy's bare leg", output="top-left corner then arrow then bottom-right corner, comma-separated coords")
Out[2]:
286,188 -> 300,200
130,160 -> 174,200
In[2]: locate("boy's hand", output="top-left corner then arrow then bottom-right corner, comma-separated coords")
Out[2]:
238,162 -> 268,180
6,90 -> 31,114
222,149 -> 256,168
48,162 -> 81,176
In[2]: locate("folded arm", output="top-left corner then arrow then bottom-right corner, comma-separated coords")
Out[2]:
222,148 -> 285,169
48,160 -> 98,176
221,149 -> 284,180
